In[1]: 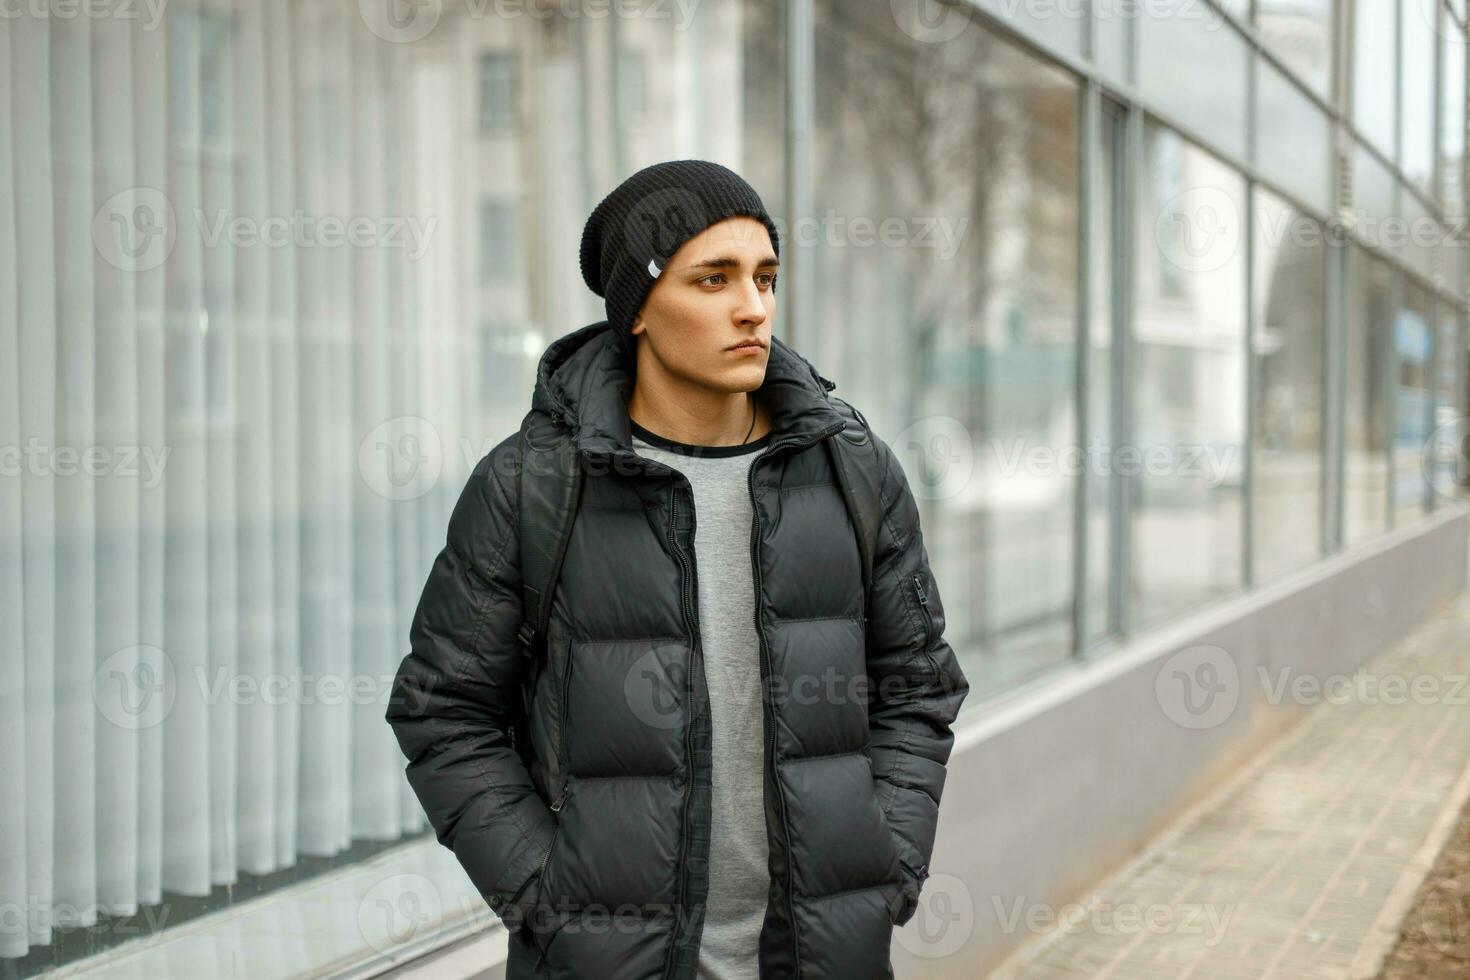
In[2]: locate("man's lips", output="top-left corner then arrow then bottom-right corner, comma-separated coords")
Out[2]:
728,341 -> 766,351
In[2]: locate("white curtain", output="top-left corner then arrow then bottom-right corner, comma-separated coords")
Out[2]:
0,0 -> 514,959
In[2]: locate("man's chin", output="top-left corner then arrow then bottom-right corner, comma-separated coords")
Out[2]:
713,360 -> 768,392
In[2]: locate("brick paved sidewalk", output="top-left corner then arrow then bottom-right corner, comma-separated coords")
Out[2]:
991,588 -> 1470,980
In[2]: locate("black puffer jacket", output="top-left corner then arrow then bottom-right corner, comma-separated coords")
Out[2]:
386,321 -> 969,978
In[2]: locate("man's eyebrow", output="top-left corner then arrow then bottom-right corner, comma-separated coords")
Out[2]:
682,254 -> 781,272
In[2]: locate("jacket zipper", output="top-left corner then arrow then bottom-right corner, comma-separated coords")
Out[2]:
532,782 -> 572,969
747,419 -> 845,979
665,482 -> 701,979
535,781 -> 567,881
911,574 -> 934,645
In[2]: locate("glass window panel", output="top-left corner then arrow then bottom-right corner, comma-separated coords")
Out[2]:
478,51 -> 517,133
1442,20 -> 1467,218
1402,0 -> 1439,193
1255,59 -> 1334,214
478,198 -> 519,285
1430,304 -> 1466,500
1442,234 -> 1470,300
1399,189 -> 1439,282
618,49 -> 647,121
1354,141 -> 1398,228
813,0 -> 1082,699
1251,189 -> 1327,583
1353,0 -> 1398,156
1343,248 -> 1394,544
1256,0 -> 1335,98
1138,0 -> 1249,160
1132,122 -> 1247,630
1393,277 -> 1435,520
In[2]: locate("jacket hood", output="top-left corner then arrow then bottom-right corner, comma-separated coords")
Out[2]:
531,320 -> 847,456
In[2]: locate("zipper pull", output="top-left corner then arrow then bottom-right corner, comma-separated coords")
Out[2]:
551,786 -> 570,812
912,574 -> 929,607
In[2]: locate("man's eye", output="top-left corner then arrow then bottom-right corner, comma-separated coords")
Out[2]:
699,272 -> 777,287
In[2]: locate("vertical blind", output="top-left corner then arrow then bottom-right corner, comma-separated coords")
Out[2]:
0,0 -> 524,958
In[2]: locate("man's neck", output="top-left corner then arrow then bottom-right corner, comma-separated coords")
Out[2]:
626,365 -> 773,448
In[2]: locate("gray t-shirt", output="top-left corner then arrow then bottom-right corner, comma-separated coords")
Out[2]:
630,418 -> 771,980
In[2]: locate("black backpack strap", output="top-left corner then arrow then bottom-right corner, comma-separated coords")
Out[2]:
515,408 -> 583,664
824,396 -> 884,624
511,410 -> 583,766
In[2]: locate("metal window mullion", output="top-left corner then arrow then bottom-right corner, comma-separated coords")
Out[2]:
1427,293 -> 1441,512
1114,103 -> 1142,640
1324,237 -> 1347,555
1244,46 -> 1259,589
785,0 -> 813,357
1433,0 -> 1445,208
1459,309 -> 1469,498
1395,0 -> 1404,173
608,12 -> 625,180
1244,181 -> 1257,590
1074,80 -> 1098,657
1385,267 -> 1400,528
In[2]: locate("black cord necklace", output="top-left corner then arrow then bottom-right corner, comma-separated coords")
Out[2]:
742,399 -> 757,444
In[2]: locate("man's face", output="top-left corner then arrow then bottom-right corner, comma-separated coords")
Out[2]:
629,216 -> 778,394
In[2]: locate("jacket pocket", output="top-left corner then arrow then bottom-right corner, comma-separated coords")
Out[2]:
863,755 -> 904,881
555,640 -> 575,785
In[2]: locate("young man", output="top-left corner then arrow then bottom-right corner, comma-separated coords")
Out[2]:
386,160 -> 968,979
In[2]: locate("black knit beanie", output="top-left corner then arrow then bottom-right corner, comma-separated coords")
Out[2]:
579,159 -> 781,338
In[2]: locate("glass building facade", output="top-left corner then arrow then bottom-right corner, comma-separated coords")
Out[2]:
0,0 -> 1466,973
